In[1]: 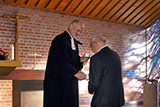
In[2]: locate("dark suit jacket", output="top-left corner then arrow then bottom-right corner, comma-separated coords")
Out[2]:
44,31 -> 83,107
88,46 -> 125,107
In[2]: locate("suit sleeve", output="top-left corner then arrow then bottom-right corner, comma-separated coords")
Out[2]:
88,56 -> 102,94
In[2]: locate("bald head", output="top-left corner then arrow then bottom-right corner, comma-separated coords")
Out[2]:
67,20 -> 84,38
91,35 -> 106,47
91,35 -> 107,53
70,20 -> 84,27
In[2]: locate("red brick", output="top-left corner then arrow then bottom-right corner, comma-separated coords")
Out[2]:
0,3 -> 144,106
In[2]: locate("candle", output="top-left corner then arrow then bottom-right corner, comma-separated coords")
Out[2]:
11,44 -> 14,61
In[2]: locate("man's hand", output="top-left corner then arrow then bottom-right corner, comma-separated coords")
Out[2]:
74,71 -> 86,80
80,56 -> 89,64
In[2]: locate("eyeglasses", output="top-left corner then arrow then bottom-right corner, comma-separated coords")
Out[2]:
72,24 -> 82,33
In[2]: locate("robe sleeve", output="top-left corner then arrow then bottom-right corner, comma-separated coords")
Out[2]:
88,56 -> 102,94
50,37 -> 82,82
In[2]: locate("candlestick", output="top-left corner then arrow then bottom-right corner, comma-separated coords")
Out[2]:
11,44 -> 14,61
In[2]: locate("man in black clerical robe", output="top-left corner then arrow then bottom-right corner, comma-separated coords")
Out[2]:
43,20 -> 87,107
88,35 -> 125,107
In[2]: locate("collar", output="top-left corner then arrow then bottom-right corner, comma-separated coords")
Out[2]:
98,45 -> 107,52
65,30 -> 82,45
66,30 -> 73,39
66,30 -> 76,50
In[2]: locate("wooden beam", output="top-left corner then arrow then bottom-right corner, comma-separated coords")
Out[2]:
140,9 -> 160,27
64,0 -> 82,14
13,80 -> 21,107
88,0 -> 110,18
127,0 -> 152,25
81,0 -> 102,16
96,0 -> 119,19
55,0 -> 72,12
73,0 -> 92,15
102,0 -> 122,20
117,0 -> 144,23
46,0 -> 61,10
134,1 -> 160,25
36,0 -> 51,9
26,0 -> 39,8
4,0 -> 15,5
110,0 -> 137,21
16,0 -> 28,6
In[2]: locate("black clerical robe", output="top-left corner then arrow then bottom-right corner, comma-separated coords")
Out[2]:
43,31 -> 83,107
88,46 -> 125,107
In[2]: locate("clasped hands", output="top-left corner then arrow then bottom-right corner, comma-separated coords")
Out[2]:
74,71 -> 86,80
74,55 -> 89,80
80,55 -> 89,64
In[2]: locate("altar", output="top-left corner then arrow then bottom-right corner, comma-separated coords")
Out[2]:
0,69 -> 45,107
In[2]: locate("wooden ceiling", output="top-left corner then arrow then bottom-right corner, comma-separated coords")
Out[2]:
1,0 -> 160,28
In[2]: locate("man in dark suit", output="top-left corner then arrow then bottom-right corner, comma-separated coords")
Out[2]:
88,35 -> 125,107
43,20 -> 88,107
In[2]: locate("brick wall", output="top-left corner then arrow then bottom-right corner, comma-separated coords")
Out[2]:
0,80 -> 12,107
0,3 -> 144,107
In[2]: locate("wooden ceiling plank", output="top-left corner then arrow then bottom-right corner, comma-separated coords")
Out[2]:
36,0 -> 51,9
117,0 -> 144,23
46,0 -> 61,10
117,7 -> 136,23
108,0 -> 130,21
110,0 -> 137,21
123,0 -> 152,24
96,0 -> 119,19
135,1 -> 160,25
145,15 -> 160,27
55,0 -> 72,12
26,0 -> 40,7
81,0 -> 102,16
4,0 -> 15,5
140,8 -> 160,27
73,0 -> 92,15
16,0 -> 28,5
88,0 -> 110,17
64,0 -> 82,13
2,0 -> 158,28
119,0 -> 128,4
130,0 -> 159,24
79,0 -> 94,15
128,0 -> 153,25
103,3 -> 122,20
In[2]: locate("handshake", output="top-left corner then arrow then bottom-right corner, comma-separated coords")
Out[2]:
74,71 -> 87,80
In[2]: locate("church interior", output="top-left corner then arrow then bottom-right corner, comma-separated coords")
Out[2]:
0,0 -> 159,107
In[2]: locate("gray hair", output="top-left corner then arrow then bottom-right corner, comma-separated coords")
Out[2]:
70,20 -> 85,27
91,35 -> 106,47
71,20 -> 79,25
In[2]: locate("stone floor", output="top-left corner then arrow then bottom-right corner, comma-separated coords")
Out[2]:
79,100 -> 144,107
80,105 -> 90,107
123,105 -> 143,107
80,105 -> 143,107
